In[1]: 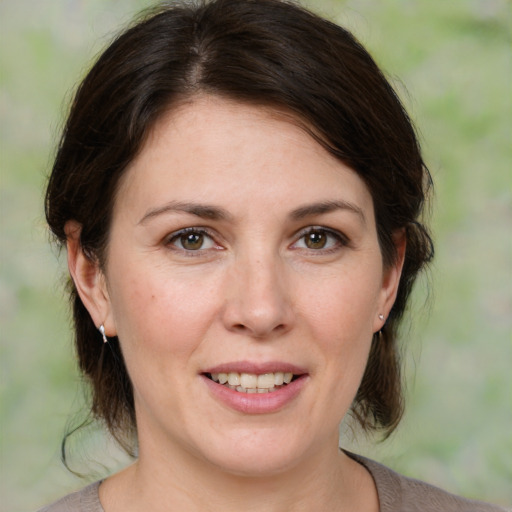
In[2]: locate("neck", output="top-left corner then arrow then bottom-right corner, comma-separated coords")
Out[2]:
100,436 -> 376,512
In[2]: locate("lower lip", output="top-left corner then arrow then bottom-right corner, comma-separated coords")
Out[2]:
201,375 -> 308,414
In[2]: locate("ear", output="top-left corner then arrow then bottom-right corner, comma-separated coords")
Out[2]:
65,220 -> 116,337
374,229 -> 406,333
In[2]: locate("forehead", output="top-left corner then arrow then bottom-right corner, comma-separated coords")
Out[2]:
141,96 -> 327,168
114,95 -> 374,221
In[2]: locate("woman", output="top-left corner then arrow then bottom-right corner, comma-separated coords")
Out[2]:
39,0 -> 506,510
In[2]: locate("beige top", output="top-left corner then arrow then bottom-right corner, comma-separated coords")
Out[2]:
38,453 -> 508,512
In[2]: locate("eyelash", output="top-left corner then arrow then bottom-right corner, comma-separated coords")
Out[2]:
165,226 -> 349,255
291,226 -> 349,253
165,227 -> 220,255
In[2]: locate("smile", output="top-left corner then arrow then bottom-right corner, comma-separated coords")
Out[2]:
206,372 -> 296,393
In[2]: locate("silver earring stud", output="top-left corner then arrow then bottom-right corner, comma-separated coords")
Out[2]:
99,324 -> 108,343
378,314 -> 385,321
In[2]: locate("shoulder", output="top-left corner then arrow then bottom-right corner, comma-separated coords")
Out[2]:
37,481 -> 103,512
347,452 -> 509,512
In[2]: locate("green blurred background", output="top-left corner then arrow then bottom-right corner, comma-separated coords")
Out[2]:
1,0 -> 510,510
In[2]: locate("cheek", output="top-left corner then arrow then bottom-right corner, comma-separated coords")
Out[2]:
297,264 -> 382,341
107,266 -> 220,359
297,265 -> 381,401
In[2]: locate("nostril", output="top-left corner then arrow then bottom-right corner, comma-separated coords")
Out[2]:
223,301 -> 293,338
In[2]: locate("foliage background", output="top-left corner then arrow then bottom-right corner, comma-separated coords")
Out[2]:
0,0 -> 510,510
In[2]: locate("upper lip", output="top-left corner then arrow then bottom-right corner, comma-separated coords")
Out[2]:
202,360 -> 308,375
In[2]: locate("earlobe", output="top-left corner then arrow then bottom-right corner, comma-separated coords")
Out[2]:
65,220 -> 115,336
375,229 -> 406,332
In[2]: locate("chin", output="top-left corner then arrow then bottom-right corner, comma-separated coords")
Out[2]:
197,429 -> 308,478
209,453 -> 301,479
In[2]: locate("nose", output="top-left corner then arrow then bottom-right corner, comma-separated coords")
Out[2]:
221,253 -> 294,339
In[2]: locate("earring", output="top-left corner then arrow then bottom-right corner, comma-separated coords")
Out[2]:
99,324 -> 108,344
378,314 -> 385,321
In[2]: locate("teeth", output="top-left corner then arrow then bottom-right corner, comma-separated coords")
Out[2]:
257,373 -> 275,388
209,371 -> 298,393
227,372 -> 241,386
240,373 -> 258,389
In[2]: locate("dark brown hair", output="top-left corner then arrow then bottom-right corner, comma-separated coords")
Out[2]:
46,0 -> 433,453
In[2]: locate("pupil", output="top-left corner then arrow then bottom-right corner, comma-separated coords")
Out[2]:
182,233 -> 203,250
307,231 -> 326,249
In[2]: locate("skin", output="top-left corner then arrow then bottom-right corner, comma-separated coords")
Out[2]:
66,96 -> 405,511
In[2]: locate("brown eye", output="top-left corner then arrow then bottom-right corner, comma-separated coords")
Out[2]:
304,230 -> 328,249
169,229 -> 216,251
292,227 -> 345,252
180,232 -> 205,250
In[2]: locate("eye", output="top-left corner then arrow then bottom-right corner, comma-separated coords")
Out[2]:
167,228 -> 217,251
292,227 -> 346,251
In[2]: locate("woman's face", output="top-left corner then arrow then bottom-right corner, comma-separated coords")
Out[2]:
81,96 -> 402,476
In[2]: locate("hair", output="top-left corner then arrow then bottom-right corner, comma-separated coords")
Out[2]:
46,0 -> 434,455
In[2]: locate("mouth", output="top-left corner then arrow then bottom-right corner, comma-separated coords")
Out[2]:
203,372 -> 302,394
201,364 -> 309,413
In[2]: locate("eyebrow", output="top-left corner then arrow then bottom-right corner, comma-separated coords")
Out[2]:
289,200 -> 366,224
138,201 -> 232,225
138,199 -> 366,225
